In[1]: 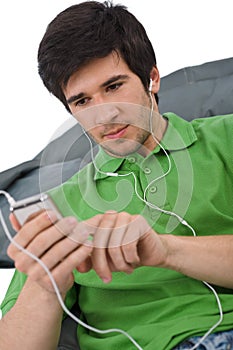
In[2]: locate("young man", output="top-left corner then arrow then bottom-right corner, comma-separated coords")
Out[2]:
0,1 -> 233,349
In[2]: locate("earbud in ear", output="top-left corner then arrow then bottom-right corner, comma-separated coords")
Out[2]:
149,78 -> 153,92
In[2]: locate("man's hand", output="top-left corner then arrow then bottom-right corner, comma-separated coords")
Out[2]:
8,211 -> 93,294
74,211 -> 168,283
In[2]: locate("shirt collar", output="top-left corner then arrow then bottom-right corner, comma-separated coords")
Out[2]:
153,112 -> 197,153
94,112 -> 197,180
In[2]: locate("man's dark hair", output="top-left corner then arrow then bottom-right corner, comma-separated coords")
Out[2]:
38,0 -> 158,112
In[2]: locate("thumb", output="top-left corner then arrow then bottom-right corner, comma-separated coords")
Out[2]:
9,213 -> 21,232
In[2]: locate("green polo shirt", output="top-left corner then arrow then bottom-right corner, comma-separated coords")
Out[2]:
1,113 -> 233,350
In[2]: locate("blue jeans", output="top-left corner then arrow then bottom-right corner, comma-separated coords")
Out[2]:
173,330 -> 233,350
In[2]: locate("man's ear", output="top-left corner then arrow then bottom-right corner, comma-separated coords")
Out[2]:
149,66 -> 160,94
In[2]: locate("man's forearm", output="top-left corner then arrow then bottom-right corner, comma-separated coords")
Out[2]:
0,278 -> 64,350
162,234 -> 233,289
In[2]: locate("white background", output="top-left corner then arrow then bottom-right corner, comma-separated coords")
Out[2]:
0,0 -> 233,308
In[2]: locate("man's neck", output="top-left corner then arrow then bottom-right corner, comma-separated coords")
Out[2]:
138,114 -> 168,157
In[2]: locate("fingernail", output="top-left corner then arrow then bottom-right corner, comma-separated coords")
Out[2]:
66,217 -> 78,227
45,210 -> 58,222
102,277 -> 111,284
105,210 -> 117,214
79,230 -> 91,241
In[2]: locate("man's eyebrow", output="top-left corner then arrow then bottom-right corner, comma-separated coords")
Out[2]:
66,74 -> 129,105
67,92 -> 85,105
101,74 -> 129,87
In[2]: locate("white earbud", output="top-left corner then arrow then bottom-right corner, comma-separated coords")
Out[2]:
149,78 -> 153,92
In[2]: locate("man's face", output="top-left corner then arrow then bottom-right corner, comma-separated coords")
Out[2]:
64,52 -> 160,157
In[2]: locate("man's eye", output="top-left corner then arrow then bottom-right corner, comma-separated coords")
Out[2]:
75,98 -> 88,106
107,82 -> 122,91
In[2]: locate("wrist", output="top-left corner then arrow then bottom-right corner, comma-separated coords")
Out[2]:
25,277 -> 67,302
157,234 -> 179,269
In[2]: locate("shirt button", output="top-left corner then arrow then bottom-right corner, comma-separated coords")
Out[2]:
128,157 -> 136,164
149,186 -> 157,193
144,167 -> 151,174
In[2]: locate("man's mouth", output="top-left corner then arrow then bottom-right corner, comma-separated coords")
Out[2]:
104,125 -> 129,139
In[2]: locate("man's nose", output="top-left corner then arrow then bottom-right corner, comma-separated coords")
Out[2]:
94,102 -> 119,124
77,103 -> 120,131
